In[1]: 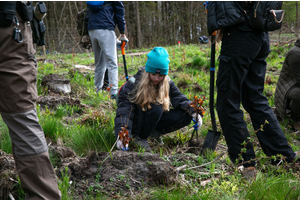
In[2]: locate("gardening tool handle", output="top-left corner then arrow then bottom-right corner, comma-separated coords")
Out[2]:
121,41 -> 126,56
121,41 -> 128,81
210,32 -> 217,133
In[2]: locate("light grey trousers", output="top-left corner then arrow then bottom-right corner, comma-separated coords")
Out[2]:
89,29 -> 118,95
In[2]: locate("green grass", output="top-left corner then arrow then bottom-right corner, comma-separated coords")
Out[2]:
242,172 -> 300,199
1,43 -> 300,200
0,118 -> 12,154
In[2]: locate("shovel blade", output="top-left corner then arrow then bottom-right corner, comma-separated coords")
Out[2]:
202,130 -> 221,151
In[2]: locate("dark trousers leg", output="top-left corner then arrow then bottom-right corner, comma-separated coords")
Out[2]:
102,68 -> 109,90
217,26 -> 295,167
242,60 -> 295,163
155,109 -> 191,135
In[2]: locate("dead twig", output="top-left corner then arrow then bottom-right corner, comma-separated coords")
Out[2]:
176,152 -> 226,172
175,164 -> 187,172
129,176 -> 142,185
110,136 -> 119,152
9,178 -> 18,183
9,193 -> 15,200
187,152 -> 226,170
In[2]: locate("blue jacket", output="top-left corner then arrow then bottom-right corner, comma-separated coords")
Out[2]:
87,1 -> 126,34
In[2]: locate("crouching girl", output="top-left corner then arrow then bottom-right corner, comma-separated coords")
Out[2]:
114,47 -> 202,151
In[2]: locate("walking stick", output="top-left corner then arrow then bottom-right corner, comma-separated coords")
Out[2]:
121,41 -> 128,81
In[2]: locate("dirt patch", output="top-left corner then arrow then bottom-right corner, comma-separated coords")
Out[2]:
37,95 -> 83,110
192,83 -> 203,93
38,73 -> 87,111
41,73 -> 71,94
55,148 -> 176,198
0,150 -> 18,199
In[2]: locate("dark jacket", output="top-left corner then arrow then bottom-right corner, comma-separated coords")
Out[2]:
207,1 -> 251,35
87,1 -> 125,34
275,39 -> 300,118
114,67 -> 194,139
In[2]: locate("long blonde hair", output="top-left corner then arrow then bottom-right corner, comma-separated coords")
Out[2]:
129,71 -> 170,111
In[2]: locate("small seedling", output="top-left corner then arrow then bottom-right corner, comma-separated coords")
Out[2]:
118,126 -> 131,151
189,95 -> 205,143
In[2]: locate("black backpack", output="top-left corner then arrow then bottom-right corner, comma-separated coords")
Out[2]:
76,8 -> 89,37
237,1 -> 284,32
76,8 -> 92,49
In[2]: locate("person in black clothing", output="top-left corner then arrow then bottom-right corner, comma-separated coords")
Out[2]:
114,47 -> 202,151
207,1 -> 299,168
275,38 -> 300,131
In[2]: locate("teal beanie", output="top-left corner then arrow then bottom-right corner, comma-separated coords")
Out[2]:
145,47 -> 170,75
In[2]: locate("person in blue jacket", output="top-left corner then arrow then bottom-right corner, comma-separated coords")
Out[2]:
114,47 -> 202,151
87,1 -> 128,99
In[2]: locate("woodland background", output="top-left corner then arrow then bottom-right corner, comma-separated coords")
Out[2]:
41,1 -> 299,54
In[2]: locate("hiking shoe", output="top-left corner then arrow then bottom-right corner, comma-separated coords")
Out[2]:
133,137 -> 151,151
240,166 -> 257,182
149,130 -> 164,145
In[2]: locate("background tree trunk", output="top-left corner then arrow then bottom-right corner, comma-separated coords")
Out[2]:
135,2 -> 142,48
39,1 -> 297,53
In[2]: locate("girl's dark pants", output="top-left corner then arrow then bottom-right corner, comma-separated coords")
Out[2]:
138,108 -> 191,139
216,24 -> 295,167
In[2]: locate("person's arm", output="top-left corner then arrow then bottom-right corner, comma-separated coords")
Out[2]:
114,82 -> 135,139
113,1 -> 126,34
169,79 -> 193,114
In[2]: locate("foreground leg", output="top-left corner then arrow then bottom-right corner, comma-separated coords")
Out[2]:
1,110 -> 61,200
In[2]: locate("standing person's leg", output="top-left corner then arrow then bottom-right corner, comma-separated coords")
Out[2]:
0,18 -> 61,199
102,68 -> 109,90
216,26 -> 262,167
242,32 -> 295,162
100,30 -> 119,96
1,111 -> 61,200
89,29 -> 107,93
216,61 -> 255,166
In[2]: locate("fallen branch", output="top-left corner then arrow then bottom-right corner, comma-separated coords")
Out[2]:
187,152 -> 226,171
110,136 -> 119,152
175,164 -> 187,172
200,177 -> 219,187
9,178 -> 18,183
9,193 -> 15,200
129,176 -> 142,185
175,152 -> 226,172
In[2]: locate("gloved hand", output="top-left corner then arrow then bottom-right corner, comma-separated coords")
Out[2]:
117,140 -> 129,151
116,37 -> 122,50
192,113 -> 203,131
119,34 -> 129,44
